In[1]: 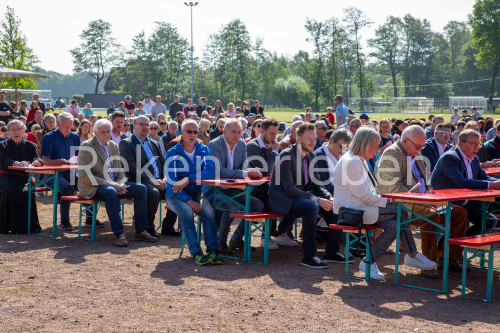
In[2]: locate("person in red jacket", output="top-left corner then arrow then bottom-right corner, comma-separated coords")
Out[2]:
26,101 -> 41,123
326,107 -> 335,127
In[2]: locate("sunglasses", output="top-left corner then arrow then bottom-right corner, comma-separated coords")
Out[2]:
149,127 -> 159,130
184,130 -> 199,135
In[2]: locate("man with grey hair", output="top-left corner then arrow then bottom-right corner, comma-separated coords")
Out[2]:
338,114 -> 356,131
314,120 -> 328,149
124,95 -> 135,116
208,118 -> 264,254
26,109 -> 44,132
349,118 -> 362,136
162,121 -> 179,153
280,120 -> 304,150
40,112 -> 84,231
151,95 -> 167,119
79,119 -> 157,246
378,125 -> 467,278
432,129 -> 500,236
119,115 -> 165,238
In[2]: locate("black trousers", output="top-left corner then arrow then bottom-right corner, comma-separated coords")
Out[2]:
320,208 -> 342,255
463,200 -> 497,236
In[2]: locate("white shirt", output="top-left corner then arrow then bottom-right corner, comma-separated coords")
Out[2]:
185,148 -> 196,163
142,100 -> 155,115
322,145 -> 339,186
457,147 -> 473,180
224,138 -> 236,170
111,132 -> 123,146
434,138 -> 446,157
257,135 -> 279,155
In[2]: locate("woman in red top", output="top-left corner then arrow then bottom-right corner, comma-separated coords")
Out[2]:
26,101 -> 41,123
326,107 -> 335,127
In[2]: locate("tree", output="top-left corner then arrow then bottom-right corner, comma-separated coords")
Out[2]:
0,6 -> 38,89
344,7 -> 373,110
444,21 -> 470,83
368,16 -> 404,97
70,19 -> 119,94
469,0 -> 500,111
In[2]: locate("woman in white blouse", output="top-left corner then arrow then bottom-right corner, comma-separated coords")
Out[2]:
333,127 -> 435,280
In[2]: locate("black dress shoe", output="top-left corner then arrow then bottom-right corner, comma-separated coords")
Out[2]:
85,219 -> 105,228
161,225 -> 181,237
218,242 -> 233,255
147,229 -> 160,239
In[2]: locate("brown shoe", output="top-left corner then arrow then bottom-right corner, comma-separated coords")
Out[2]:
133,230 -> 159,243
115,233 -> 128,247
421,269 -> 439,279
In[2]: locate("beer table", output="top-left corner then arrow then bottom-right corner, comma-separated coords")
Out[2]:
381,188 -> 500,293
483,167 -> 500,176
9,165 -> 78,238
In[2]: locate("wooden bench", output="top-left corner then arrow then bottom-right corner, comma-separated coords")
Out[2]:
329,224 -> 382,281
230,212 -> 285,265
33,186 -> 50,193
448,232 -> 500,302
61,196 -> 99,241
165,205 -> 201,256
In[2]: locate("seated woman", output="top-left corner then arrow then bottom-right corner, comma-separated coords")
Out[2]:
333,127 -> 436,280
0,120 -> 42,234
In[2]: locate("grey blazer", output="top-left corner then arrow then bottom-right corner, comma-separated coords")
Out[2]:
208,135 -> 247,179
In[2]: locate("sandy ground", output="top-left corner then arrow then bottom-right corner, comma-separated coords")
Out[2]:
1,198 -> 500,332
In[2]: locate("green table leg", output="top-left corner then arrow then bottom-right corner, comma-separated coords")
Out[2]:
52,171 -> 59,238
27,171 -> 33,235
442,203 -> 452,293
394,202 -> 402,285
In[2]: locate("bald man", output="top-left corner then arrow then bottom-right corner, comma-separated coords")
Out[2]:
377,125 -> 467,279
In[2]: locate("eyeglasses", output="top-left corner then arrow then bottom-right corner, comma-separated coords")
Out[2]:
436,131 -> 451,137
149,127 -> 159,130
184,130 -> 199,135
461,140 -> 479,147
407,137 -> 424,150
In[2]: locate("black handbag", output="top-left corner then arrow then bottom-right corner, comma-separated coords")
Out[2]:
337,207 -> 364,227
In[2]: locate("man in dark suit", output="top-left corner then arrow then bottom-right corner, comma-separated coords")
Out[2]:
424,115 -> 444,140
421,122 -> 453,171
269,123 -> 333,269
312,129 -> 352,263
119,115 -> 165,238
431,129 -> 500,235
208,118 -> 264,255
249,100 -> 264,117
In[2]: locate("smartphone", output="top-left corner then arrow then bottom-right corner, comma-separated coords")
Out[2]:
225,179 -> 236,183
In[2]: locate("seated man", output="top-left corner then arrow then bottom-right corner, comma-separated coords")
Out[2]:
424,115 -> 444,140
280,120 -> 303,151
164,120 -> 222,265
431,129 -> 500,236
378,125 -> 467,277
314,120 -> 328,150
269,123 -> 333,269
119,115 -> 165,238
313,129 -> 352,263
485,122 -> 500,161
208,118 -> 264,254
78,119 -> 158,246
421,122 -> 453,171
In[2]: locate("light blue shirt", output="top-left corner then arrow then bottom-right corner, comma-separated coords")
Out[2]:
133,134 -> 160,178
335,103 -> 349,127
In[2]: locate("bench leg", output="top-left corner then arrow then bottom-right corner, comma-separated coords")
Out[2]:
121,199 -> 125,220
344,232 -> 350,279
487,246 -> 495,302
263,218 -> 270,265
90,202 -> 97,242
243,220 -> 250,263
78,204 -> 83,239
461,247 -> 468,299
364,232 -> 372,282
196,215 -> 201,243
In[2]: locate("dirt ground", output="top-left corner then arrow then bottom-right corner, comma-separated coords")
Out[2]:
1,198 -> 500,332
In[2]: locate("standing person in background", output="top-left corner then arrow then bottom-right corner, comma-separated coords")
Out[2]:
26,101 -> 41,124
213,100 -> 224,116
334,95 -> 349,128
184,98 -> 196,117
196,97 -> 207,117
65,99 -> 80,118
106,103 -> 116,117
450,107 -> 461,124
169,95 -> 183,119
470,106 -> 482,121
82,103 -> 94,118
124,95 -> 135,116
325,107 -> 335,127
151,95 -> 167,119
250,100 -> 264,117
142,94 -> 154,115
32,93 -> 46,115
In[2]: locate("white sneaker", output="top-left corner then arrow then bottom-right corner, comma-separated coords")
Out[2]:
358,259 -> 384,280
261,237 -> 279,250
274,233 -> 300,247
404,253 -> 437,270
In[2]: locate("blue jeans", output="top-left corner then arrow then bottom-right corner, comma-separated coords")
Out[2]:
212,190 -> 264,243
166,192 -> 218,256
93,183 -> 149,235
275,197 -> 319,259
43,172 -> 76,223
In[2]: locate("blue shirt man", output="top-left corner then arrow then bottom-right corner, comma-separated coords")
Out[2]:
334,95 -> 349,127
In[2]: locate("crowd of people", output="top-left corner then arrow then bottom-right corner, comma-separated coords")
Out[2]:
1,91 -> 500,279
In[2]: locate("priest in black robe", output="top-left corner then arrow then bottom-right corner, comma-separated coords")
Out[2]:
0,119 -> 42,234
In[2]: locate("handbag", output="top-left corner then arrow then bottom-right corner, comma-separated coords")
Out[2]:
337,207 -> 364,227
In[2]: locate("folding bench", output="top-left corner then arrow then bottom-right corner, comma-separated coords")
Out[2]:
61,196 -> 99,241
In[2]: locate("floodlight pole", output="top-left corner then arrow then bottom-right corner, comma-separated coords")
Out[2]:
184,2 -> 198,102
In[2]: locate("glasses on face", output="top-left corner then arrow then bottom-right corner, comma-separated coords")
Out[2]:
436,131 -> 451,137
184,130 -> 199,135
407,137 -> 424,150
149,127 -> 159,130
462,140 -> 479,147
317,127 -> 328,131
123,124 -> 130,127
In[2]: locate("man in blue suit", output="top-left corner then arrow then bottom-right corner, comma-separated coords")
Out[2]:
431,129 -> 500,235
312,128 -> 352,263
208,118 -> 264,255
421,122 -> 453,171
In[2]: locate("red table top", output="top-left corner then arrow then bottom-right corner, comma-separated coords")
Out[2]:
195,176 -> 271,187
483,167 -> 500,175
448,232 -> 500,247
381,188 -> 500,203
9,165 -> 78,172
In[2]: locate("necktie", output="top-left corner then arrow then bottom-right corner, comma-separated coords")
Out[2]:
100,142 -> 114,181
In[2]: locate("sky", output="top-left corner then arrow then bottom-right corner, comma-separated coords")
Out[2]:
2,0 -> 477,75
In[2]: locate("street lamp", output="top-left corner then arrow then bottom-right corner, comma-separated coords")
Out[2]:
184,2 -> 198,102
